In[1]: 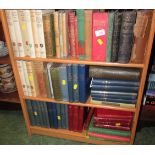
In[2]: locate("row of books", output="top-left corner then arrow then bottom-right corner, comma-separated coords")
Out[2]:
17,61 -> 90,103
26,100 -> 86,132
89,66 -> 140,108
6,10 -> 153,63
85,108 -> 133,143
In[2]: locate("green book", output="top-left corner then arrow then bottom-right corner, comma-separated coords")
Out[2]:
106,12 -> 114,62
50,64 -> 62,100
76,9 -> 85,60
88,117 -> 131,137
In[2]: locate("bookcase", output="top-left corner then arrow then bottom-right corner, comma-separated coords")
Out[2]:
0,9 -> 155,144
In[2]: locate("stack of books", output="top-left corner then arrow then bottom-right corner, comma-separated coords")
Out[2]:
17,61 -> 91,103
26,100 -> 86,132
89,66 -> 140,108
5,10 -> 153,63
85,108 -> 133,143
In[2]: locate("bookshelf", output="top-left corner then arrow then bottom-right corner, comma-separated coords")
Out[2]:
0,9 -> 155,145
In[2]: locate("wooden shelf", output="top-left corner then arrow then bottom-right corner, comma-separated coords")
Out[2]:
0,55 -> 11,64
24,96 -> 136,112
0,91 -> 20,104
15,57 -> 144,68
30,126 -> 127,144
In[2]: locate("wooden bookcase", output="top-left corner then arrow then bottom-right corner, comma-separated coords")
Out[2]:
0,13 -> 20,104
0,9 -> 155,144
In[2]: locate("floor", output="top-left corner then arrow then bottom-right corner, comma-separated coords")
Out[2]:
0,110 -> 155,145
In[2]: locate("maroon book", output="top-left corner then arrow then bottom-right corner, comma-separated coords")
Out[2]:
74,16 -> 79,58
72,105 -> 79,132
94,108 -> 133,119
78,106 -> 84,132
68,105 -> 74,131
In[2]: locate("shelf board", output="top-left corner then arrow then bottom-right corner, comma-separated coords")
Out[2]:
30,126 -> 127,144
0,91 -> 20,104
24,96 -> 136,112
15,57 -> 144,68
0,55 -> 11,64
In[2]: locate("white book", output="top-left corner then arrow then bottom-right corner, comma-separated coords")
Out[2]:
30,10 -> 40,58
47,63 -> 54,97
35,10 -> 46,58
5,10 -> 19,57
16,60 -> 28,96
22,61 -> 32,96
11,10 -> 25,57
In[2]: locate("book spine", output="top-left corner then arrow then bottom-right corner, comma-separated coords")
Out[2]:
68,105 -> 73,130
54,12 -> 61,58
43,13 -> 53,58
52,102 -> 58,128
72,105 -> 79,132
5,10 -> 19,57
11,10 -> 25,57
78,106 -> 84,132
74,16 -> 79,58
106,12 -> 114,62
72,64 -> 79,102
35,10 -> 46,58
84,10 -> 92,60
67,64 -> 74,102
56,103 -> 61,128
60,104 -> 66,129
92,12 -> 108,61
64,104 -> 68,129
46,102 -> 54,128
42,102 -> 50,128
30,10 -> 40,58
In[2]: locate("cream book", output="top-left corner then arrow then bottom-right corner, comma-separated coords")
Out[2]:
16,60 -> 28,96
11,10 -> 25,57
5,10 -> 19,57
35,10 -> 46,58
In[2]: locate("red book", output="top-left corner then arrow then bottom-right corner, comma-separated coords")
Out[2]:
74,16 -> 79,58
68,105 -> 74,131
88,131 -> 130,142
78,106 -> 84,132
94,108 -> 133,119
92,12 -> 108,61
72,105 -> 79,132
68,12 -> 76,57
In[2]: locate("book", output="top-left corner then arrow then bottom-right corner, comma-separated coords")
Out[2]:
60,104 -> 66,129
68,105 -> 74,130
146,90 -> 155,97
33,62 -> 47,97
5,10 -> 19,57
72,64 -> 79,102
130,10 -> 153,63
89,66 -> 141,80
145,96 -> 155,106
106,12 -> 114,62
46,102 -> 54,128
84,10 -> 92,60
78,106 -> 84,132
52,102 -> 58,128
78,65 -> 90,103
56,103 -> 61,128
111,11 -> 122,62
118,11 -> 137,63
11,10 -> 25,57
74,16 -> 79,58
35,10 -> 46,58
36,101 -> 44,127
76,9 -> 85,60
92,12 -> 108,61
64,104 -> 68,129
72,105 -> 79,132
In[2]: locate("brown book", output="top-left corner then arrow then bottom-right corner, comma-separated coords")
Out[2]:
130,10 -> 153,63
25,61 -> 39,97
84,10 -> 92,60
33,62 -> 47,97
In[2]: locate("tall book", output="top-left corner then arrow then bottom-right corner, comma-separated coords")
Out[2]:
92,12 -> 108,61
72,105 -> 79,132
106,12 -> 114,62
74,16 -> 79,58
56,103 -> 62,128
11,10 -> 25,57
25,61 -> 39,97
35,10 -> 46,58
78,106 -> 84,132
33,62 -> 47,97
76,9 -> 85,60
5,10 -> 19,57
68,105 -> 74,130
46,102 -> 54,128
84,10 -> 92,60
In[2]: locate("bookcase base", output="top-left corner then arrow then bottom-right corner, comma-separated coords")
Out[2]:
30,126 -> 129,145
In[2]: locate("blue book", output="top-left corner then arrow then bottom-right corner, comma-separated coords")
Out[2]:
91,78 -> 140,87
60,104 -> 66,129
78,65 -> 90,103
46,102 -> 54,128
91,84 -> 139,93
52,102 -> 58,128
26,100 -> 36,126
91,93 -> 137,100
67,64 -> 73,102
64,104 -> 68,129
42,102 -> 50,128
56,103 -> 61,128
72,64 -> 79,102
59,65 -> 69,101
92,97 -> 137,104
